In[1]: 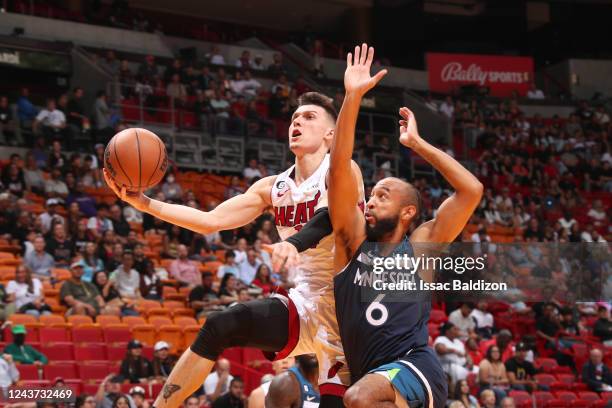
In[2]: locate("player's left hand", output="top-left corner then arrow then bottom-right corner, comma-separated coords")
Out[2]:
344,43 -> 387,96
263,242 -> 300,272
398,107 -> 422,149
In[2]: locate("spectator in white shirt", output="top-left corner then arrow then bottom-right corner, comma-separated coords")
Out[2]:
208,45 -> 225,66
251,55 -> 265,71
434,323 -> 470,384
595,106 -> 610,125
527,83 -> 545,100
217,250 -> 239,280
253,239 -> 272,270
471,300 -> 494,339
44,168 -> 69,198
581,224 -> 596,243
33,98 -> 66,137
558,211 -> 577,234
229,71 -> 249,96
111,251 -> 141,299
439,96 -> 454,119
237,249 -> 260,285
203,358 -> 233,403
241,71 -> 262,97
233,239 -> 248,265
87,203 -> 114,240
6,265 -> 50,317
243,159 -> 262,181
448,303 -> 476,341
0,353 -> 19,395
23,237 -> 55,281
39,198 -> 65,234
587,200 -> 607,227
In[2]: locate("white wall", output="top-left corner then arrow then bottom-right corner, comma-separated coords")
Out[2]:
569,59 -> 612,100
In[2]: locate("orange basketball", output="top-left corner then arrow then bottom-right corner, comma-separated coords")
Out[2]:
104,128 -> 168,191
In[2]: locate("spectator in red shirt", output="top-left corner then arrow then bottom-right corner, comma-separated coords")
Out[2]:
251,264 -> 276,295
168,245 -> 201,288
479,330 -> 514,363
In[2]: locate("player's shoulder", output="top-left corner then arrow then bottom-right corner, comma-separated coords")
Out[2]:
266,371 -> 300,407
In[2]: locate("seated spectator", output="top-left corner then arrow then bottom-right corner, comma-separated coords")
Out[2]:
22,153 -> 45,194
94,374 -> 137,408
139,259 -> 162,301
479,389 -> 495,408
39,198 -> 65,235
499,397 -> 514,408
92,271 -> 129,316
2,164 -> 25,197
151,341 -> 177,382
210,90 -> 231,135
66,87 -> 88,137
189,272 -> 222,318
120,340 -> 153,384
110,205 -> 131,238
0,353 -> 19,395
60,261 -> 110,317
466,338 -> 483,366
166,74 -> 187,106
237,249 -> 260,286
243,159 -> 262,181
46,223 -> 74,266
4,324 -> 48,368
67,182 -> 97,218
434,323 -> 471,384
204,358 -> 233,403
44,168 -> 69,199
88,204 -> 114,240
452,379 -> 480,408
526,83 -> 545,99
224,176 -> 245,200
128,386 -> 148,408
207,45 -> 225,65
253,239 -> 272,269
6,265 -> 50,317
111,251 -> 141,299
161,174 -> 183,201
470,300 -> 494,339
93,91 -> 113,142
81,242 -> 105,283
593,305 -> 612,346
256,220 -> 278,245
169,244 -> 201,287
251,264 -> 276,295
267,53 -> 287,77
587,199 -> 607,227
24,236 -> 54,281
478,345 -> 508,402
559,307 -> 581,336
241,71 -> 262,97
216,250 -> 239,280
17,87 -> 38,125
505,342 -> 539,392
75,393 -> 96,408
582,348 -> 612,392
218,274 -> 239,306
212,377 -> 245,408
235,50 -> 251,69
448,303 -> 476,341
33,98 -> 66,139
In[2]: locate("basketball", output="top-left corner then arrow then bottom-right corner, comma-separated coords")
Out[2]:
104,128 -> 168,191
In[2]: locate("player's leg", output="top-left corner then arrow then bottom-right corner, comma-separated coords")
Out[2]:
153,298 -> 290,407
343,373 -> 398,408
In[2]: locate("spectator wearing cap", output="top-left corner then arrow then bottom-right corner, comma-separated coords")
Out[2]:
0,352 -> 19,396
582,348 -> 612,392
169,245 -> 201,288
3,325 -> 47,366
44,168 -> 69,199
505,342 -> 540,392
95,374 -> 137,408
129,386 -> 149,408
204,358 -> 233,403
594,305 -> 612,346
212,377 -> 245,408
120,340 -> 153,384
434,322 -> 471,384
39,198 -> 65,235
88,204 -> 114,241
6,265 -> 51,317
67,182 -> 98,218
151,341 -> 177,381
111,251 -> 141,299
189,272 -> 221,318
23,237 -> 55,281
46,223 -> 74,266
448,303 -> 476,341
60,261 -> 110,317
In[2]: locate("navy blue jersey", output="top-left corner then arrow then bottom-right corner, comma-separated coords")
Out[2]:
288,366 -> 320,407
334,238 -> 431,383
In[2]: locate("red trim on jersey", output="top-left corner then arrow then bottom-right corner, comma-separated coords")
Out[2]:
319,383 -> 347,397
272,296 -> 300,360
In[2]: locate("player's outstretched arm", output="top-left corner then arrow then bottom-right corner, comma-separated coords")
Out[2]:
401,108 -> 483,243
104,169 -> 274,235
330,43 -> 386,267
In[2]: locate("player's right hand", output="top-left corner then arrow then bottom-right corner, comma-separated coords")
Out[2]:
344,43 -> 387,96
103,168 -> 148,211
264,242 -> 300,272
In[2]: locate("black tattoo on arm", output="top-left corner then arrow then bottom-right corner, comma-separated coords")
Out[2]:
162,383 -> 181,402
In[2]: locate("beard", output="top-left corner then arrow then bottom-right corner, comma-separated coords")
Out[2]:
366,214 -> 399,241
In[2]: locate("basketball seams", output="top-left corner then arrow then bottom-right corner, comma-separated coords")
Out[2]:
135,129 -> 142,190
144,137 -> 163,189
113,132 -> 133,187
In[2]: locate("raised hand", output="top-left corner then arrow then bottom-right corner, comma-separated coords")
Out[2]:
344,43 -> 388,96
103,168 -> 148,211
398,107 -> 421,149
263,242 -> 300,272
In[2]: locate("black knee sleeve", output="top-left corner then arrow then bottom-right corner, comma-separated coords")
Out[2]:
319,394 -> 345,408
190,305 -> 248,360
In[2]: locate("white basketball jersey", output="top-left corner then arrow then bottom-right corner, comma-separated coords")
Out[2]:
271,155 -> 334,298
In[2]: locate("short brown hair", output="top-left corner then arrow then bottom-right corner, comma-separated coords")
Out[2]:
297,92 -> 337,121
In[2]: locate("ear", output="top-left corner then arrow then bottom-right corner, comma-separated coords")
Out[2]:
400,205 -> 417,224
324,128 -> 335,146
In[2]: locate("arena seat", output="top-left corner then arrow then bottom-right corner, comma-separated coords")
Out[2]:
508,390 -> 531,408
534,391 -> 555,406
39,326 -> 70,343
39,314 -> 66,326
72,325 -> 104,343
16,364 -> 39,380
44,361 -> 78,380
132,324 -> 156,346
74,343 -> 107,361
67,315 -> 94,327
148,316 -> 173,326
102,324 -> 132,344
122,316 -> 147,327
40,342 -> 74,361
96,315 -> 122,327
8,313 -> 37,325
174,316 -> 197,327
535,373 -> 557,387
78,362 -> 111,380
107,343 -> 128,361
577,392 -> 600,403
535,357 -> 558,372
156,325 -> 183,353
65,379 -> 84,395
182,325 -> 200,350
545,400 -> 568,408
145,307 -> 172,318
554,391 -> 577,403
172,308 -> 195,317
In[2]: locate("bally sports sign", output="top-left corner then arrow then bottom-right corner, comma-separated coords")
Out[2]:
426,53 -> 534,97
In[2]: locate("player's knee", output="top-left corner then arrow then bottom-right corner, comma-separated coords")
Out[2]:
343,385 -> 372,408
190,306 -> 246,359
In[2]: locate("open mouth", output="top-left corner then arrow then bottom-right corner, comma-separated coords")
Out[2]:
291,129 -> 302,138
365,213 -> 375,223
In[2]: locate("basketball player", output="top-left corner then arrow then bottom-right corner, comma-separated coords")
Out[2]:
103,92 -> 362,407
328,44 -> 483,408
249,355 -> 320,408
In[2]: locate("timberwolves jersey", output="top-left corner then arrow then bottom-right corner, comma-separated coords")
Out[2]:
333,238 -> 431,383
288,366 -> 320,408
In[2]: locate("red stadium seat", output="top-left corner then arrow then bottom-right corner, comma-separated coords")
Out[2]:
508,390 -> 531,408
40,342 -> 74,361
577,392 -> 600,402
535,358 -> 558,373
103,324 -> 132,344
534,391 -> 555,406
554,391 -> 577,403
65,379 -> 83,395
39,327 -> 70,343
132,324 -> 156,346
72,325 -> 104,343
555,373 -> 575,384
545,399 -> 568,408
44,361 -> 78,380
535,373 -> 557,386
78,362 -> 111,380
16,364 -> 39,380
156,325 -> 183,353
39,315 -> 66,326
429,309 -> 447,324
174,316 -> 197,327
74,343 -> 107,361
221,347 -> 243,365
107,343 -> 128,361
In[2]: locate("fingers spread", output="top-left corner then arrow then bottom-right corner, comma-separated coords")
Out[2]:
354,46 -> 360,65
347,52 -> 352,67
366,46 -> 375,65
360,43 -> 367,65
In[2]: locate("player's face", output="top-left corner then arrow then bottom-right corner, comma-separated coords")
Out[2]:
288,105 -> 333,156
272,357 -> 295,374
365,181 -> 403,241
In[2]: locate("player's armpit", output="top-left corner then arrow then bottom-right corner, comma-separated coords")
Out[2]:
266,372 -> 300,408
